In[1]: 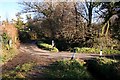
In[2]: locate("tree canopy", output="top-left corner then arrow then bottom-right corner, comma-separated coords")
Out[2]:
17,1 -> 120,50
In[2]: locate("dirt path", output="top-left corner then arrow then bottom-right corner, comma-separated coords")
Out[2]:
2,43 -> 101,79
2,43 -> 120,79
19,43 -> 100,60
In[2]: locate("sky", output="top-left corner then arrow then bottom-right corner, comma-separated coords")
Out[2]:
0,0 -> 117,23
0,2 -> 22,21
0,0 -> 43,22
0,1 -> 90,23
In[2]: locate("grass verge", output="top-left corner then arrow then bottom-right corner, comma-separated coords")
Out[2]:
44,59 -> 94,80
37,41 -> 59,52
86,57 -> 120,80
74,47 -> 120,54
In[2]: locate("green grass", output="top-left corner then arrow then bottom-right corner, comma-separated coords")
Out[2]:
44,59 -> 94,80
15,62 -> 34,72
37,41 -> 59,52
87,57 -> 120,80
74,47 -> 120,54
2,62 -> 35,79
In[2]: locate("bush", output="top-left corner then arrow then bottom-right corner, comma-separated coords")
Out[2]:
75,47 -> 99,53
15,62 -> 34,72
2,33 -> 11,50
44,59 -> 94,80
2,47 -> 18,63
19,31 -> 31,43
102,49 -> 120,54
37,41 -> 59,52
86,57 -> 120,80
74,47 -> 120,54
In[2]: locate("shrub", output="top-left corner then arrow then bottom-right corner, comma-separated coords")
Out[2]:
2,47 -> 18,63
102,49 -> 120,54
15,62 -> 34,72
19,31 -> 31,43
74,47 -> 99,53
2,33 -> 11,50
74,47 -> 120,54
86,57 -> 120,80
44,59 -> 94,80
37,41 -> 59,52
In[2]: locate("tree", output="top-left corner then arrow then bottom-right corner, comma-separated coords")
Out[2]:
19,1 -> 120,50
95,2 -> 120,49
20,1 -> 88,49
74,1 -> 101,47
13,13 -> 24,30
